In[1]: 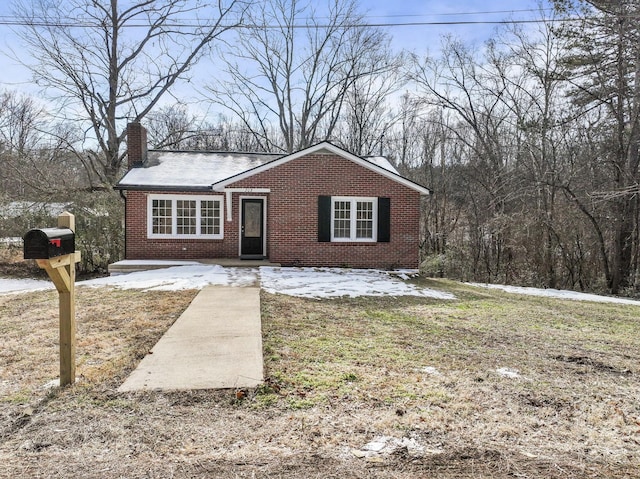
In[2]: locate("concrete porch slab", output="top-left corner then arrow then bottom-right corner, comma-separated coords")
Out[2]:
108,258 -> 280,275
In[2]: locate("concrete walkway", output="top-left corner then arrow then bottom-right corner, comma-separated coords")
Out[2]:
118,286 -> 263,392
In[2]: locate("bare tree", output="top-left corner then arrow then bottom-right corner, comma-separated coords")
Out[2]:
401,4 -> 640,294
484,14 -> 577,289
387,102 -> 464,271
0,90 -> 43,197
408,37 -> 519,282
207,0 -> 396,153
0,90 -> 87,198
0,90 -> 44,155
145,104 -> 201,149
12,0 -> 245,187
551,0 -> 640,293
335,53 -> 404,156
145,105 -> 271,151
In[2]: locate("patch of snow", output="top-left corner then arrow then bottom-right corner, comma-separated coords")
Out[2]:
1,238 -> 22,246
363,436 -> 390,453
363,156 -> 400,174
259,267 -> 455,299
79,266 -> 456,299
2,201 -> 69,219
496,367 -> 521,379
7,267 -> 640,305
111,259 -> 202,266
3,266 -> 452,298
467,282 -> 640,306
387,269 -> 420,280
81,265 -> 257,291
108,260 -> 204,276
420,366 -> 442,376
0,277 -> 53,295
353,436 -> 427,458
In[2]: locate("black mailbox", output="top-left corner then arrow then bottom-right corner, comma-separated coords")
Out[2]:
23,228 -> 75,259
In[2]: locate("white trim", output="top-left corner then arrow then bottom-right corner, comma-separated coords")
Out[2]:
220,188 -> 271,193
211,142 -> 430,195
226,191 -> 232,222
147,194 -> 224,239
330,196 -> 378,242
218,188 -> 271,222
238,196 -> 267,257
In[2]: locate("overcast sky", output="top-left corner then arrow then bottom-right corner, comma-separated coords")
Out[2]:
357,0 -> 553,51
0,1 -> 553,108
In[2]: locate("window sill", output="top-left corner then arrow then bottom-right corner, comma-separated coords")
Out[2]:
148,235 -> 224,240
326,240 -> 379,245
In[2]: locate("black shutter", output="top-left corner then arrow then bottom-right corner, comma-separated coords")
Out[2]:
377,197 -> 390,242
318,196 -> 331,242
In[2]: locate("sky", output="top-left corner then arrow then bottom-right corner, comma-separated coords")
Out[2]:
0,1 -> 554,101
357,0 -> 554,52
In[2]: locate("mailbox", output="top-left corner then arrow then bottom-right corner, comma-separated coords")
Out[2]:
23,228 -> 75,259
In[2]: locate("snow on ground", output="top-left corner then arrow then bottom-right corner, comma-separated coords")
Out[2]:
496,367 -> 522,379
0,265 -> 454,299
468,282 -> 640,306
111,259 -> 203,267
2,265 -> 640,305
0,238 -> 22,246
81,266 -> 453,299
81,265 -> 257,291
0,277 -> 53,294
259,267 -> 454,299
351,435 -> 426,458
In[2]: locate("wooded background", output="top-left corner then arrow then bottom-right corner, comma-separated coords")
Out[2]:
1,0 -> 638,297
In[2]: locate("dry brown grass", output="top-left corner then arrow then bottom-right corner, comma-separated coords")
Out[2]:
0,270 -> 639,478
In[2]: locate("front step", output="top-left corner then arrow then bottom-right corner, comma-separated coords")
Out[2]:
107,258 -> 281,275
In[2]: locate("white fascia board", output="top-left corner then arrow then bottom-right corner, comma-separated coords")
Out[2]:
211,142 -> 430,195
215,187 -> 271,193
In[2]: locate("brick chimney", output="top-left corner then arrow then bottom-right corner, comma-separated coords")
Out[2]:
127,122 -> 148,169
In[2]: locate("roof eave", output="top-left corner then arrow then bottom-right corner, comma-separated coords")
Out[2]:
113,184 -> 214,192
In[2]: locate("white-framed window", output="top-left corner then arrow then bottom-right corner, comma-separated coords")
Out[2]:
331,197 -> 377,242
148,194 -> 223,239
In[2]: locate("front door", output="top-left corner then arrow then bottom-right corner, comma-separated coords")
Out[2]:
241,198 -> 265,258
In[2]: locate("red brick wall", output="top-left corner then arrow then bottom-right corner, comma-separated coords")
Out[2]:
124,153 -> 423,268
125,191 -> 237,260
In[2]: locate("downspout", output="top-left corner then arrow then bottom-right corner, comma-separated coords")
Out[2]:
118,189 -> 127,260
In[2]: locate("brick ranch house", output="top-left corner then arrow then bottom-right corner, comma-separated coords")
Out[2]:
114,123 -> 430,269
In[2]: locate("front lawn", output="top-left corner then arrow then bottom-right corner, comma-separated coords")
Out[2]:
0,279 -> 638,478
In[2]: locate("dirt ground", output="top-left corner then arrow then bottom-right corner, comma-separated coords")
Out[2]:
0,261 -> 639,477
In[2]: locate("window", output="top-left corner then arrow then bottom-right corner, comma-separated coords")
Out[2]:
176,200 -> 196,235
333,200 -> 351,238
356,200 -> 374,239
148,195 -> 223,239
330,197 -> 377,242
200,200 -> 221,235
151,198 -> 172,235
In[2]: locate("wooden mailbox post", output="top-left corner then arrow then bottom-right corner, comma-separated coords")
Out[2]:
24,212 -> 81,386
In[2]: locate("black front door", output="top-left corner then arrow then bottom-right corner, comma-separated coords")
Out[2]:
241,198 -> 264,257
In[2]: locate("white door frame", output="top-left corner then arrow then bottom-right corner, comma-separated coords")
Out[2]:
238,195 -> 267,257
